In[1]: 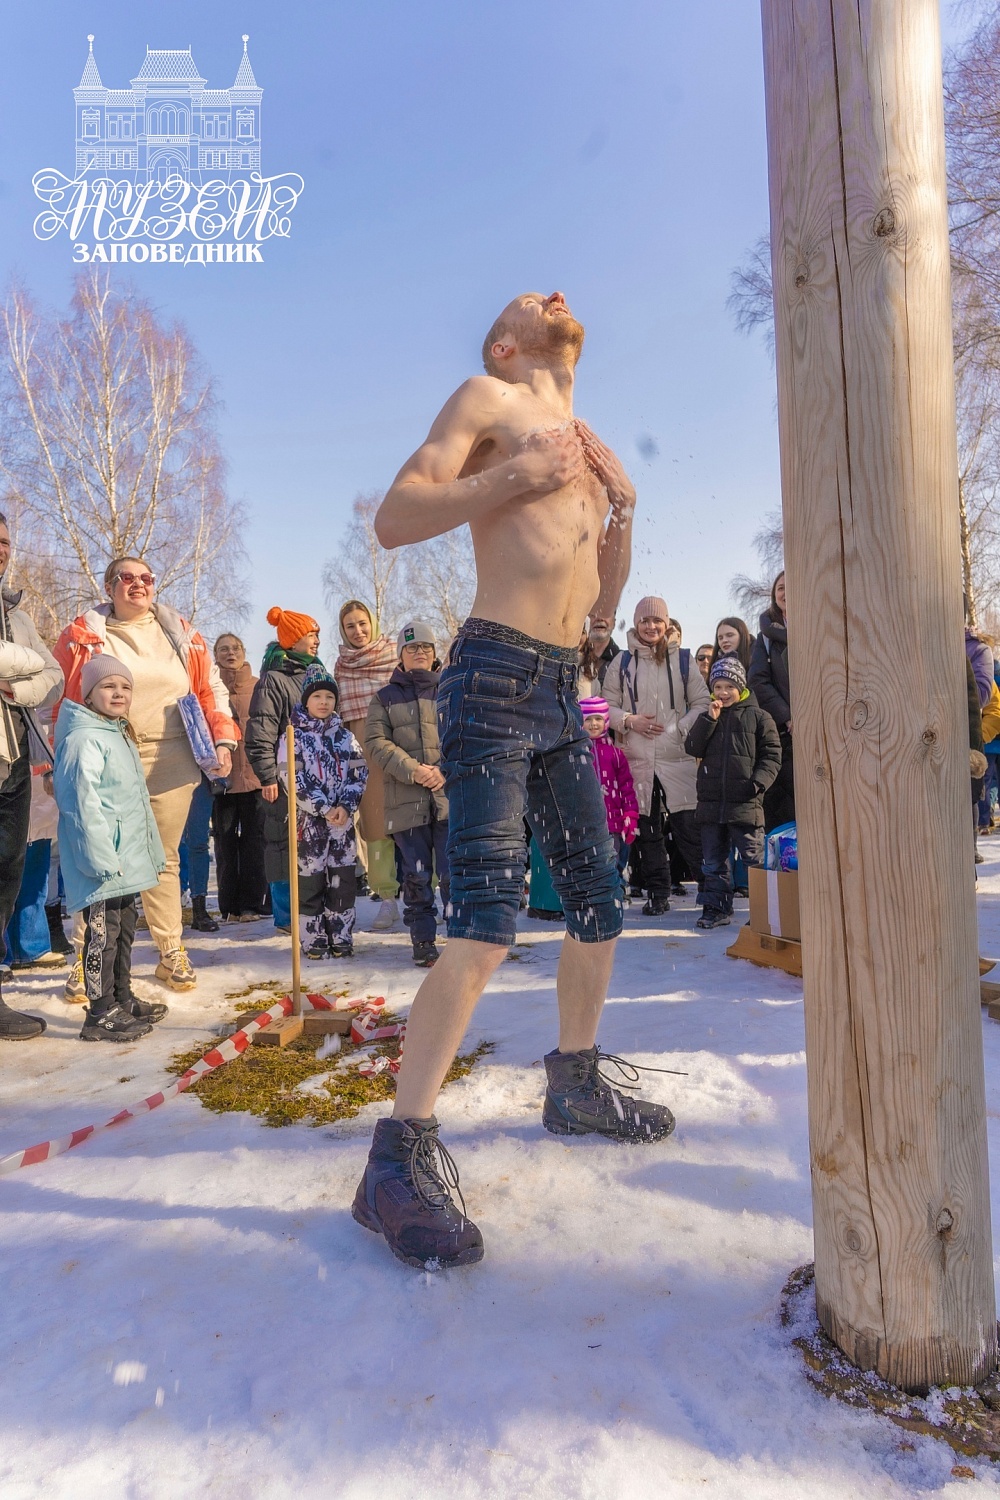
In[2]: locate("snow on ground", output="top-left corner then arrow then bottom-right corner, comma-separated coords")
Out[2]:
3,858 -> 1000,1499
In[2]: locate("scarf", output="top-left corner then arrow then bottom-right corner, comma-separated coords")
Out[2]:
334,635 -> 398,723
260,640 -> 325,675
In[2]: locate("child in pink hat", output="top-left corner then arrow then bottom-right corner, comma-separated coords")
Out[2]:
579,695 -> 638,876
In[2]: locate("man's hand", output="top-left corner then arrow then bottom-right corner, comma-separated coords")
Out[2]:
214,747 -> 233,779
326,806 -> 350,829
574,420 -> 636,519
261,783 -> 279,804
515,426 -> 586,496
413,764 -> 446,791
707,700 -> 722,721
630,713 -> 664,739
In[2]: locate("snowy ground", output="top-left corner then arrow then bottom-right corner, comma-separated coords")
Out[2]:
4,857 -> 1000,1500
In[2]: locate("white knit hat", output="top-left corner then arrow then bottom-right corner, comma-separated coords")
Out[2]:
81,653 -> 133,700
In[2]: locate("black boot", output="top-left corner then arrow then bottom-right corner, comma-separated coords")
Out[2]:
352,1116 -> 484,1269
123,994 -> 169,1024
542,1046 -> 676,1143
44,903 -> 73,955
641,894 -> 670,916
0,992 -> 46,1041
190,895 -> 219,932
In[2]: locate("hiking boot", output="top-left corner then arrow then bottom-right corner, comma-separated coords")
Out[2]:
412,941 -> 439,967
12,950 -> 66,969
64,952 -> 86,1003
0,995 -> 47,1040
670,883 -> 687,896
79,1004 -> 153,1043
352,1116 -> 484,1270
697,909 -> 731,930
641,895 -> 671,916
304,938 -> 329,962
371,898 -> 400,932
125,995 -> 169,1024
330,941 -> 354,959
542,1046 -> 676,1143
155,947 -> 197,991
190,895 -> 220,933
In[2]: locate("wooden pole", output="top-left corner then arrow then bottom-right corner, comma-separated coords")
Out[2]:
760,0 -> 996,1391
286,723 -> 301,1017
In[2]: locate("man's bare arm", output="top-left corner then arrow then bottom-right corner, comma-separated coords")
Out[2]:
376,379 -> 585,548
577,421 -> 636,621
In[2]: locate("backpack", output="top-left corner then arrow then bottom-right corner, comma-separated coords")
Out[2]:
982,678 -> 1000,745
617,647 -> 690,714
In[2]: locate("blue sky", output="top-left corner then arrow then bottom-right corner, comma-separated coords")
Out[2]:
0,1 -> 972,661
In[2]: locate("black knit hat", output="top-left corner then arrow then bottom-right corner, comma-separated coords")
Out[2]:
301,663 -> 339,709
709,654 -> 747,691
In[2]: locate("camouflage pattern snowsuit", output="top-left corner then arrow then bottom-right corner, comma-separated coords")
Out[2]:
279,704 -> 368,950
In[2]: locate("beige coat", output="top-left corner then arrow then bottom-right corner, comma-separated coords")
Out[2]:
0,593 -> 64,784
604,629 -> 710,815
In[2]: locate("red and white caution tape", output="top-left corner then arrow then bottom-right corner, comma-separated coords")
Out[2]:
0,991 -> 386,1178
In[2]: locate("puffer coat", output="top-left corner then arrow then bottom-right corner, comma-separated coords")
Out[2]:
364,667 -> 448,834
53,699 -> 165,912
604,629 -> 711,815
684,697 -> 782,828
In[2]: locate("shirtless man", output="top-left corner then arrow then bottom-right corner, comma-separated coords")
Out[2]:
352,292 -> 675,1270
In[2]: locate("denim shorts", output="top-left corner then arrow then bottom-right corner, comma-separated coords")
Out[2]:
437,619 -> 623,947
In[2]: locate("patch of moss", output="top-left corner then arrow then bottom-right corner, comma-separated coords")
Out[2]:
168,998 -> 495,1129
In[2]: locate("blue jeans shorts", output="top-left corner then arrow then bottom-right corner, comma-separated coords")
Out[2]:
438,619 -> 623,947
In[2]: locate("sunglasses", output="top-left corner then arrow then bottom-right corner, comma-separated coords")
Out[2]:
115,571 -> 155,587
696,652 -> 713,663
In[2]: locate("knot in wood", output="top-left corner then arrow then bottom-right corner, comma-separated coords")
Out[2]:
849,700 -> 870,730
813,763 -> 827,781
844,1226 -> 863,1254
936,1208 -> 954,1235
873,207 -> 896,238
922,727 -> 938,746
794,263 -> 809,289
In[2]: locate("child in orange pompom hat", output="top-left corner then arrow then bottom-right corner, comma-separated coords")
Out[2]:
266,606 -> 321,654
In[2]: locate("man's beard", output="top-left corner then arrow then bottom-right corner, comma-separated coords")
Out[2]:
521,312 -> 585,366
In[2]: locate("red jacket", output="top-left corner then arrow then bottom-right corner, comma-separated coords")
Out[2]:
54,602 -> 238,747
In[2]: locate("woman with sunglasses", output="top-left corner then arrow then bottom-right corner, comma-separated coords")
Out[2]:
54,558 -> 237,993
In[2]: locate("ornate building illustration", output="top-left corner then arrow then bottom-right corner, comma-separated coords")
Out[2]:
74,35 -> 262,184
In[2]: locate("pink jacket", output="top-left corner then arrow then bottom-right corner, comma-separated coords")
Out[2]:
590,735 -> 639,841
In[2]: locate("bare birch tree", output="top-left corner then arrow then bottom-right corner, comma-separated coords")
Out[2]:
322,491 -> 406,637
397,526 -> 477,645
0,270 -> 246,635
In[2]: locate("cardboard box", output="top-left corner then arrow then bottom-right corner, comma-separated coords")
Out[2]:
748,866 -> 800,942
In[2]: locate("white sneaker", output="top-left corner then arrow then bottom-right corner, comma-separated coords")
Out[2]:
370,898 -> 400,931
155,946 -> 197,991
64,952 -> 87,1003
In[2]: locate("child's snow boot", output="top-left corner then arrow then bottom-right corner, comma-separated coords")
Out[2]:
542,1046 -> 675,1143
125,994 -> 169,1024
696,909 -> 731,930
412,941 -> 439,967
79,1004 -> 152,1042
45,902 -> 73,955
330,940 -> 354,959
641,894 -> 670,916
352,1116 -> 484,1270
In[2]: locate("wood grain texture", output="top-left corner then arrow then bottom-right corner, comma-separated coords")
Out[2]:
760,0 -> 996,1390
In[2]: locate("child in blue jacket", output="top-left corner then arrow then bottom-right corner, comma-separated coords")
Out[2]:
53,655 -> 167,1041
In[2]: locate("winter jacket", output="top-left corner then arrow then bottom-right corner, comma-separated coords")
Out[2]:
278,705 -> 368,819
364,666 -> 448,834
219,661 -> 261,794
54,602 -> 237,747
966,630 -> 995,711
684,696 -> 782,828
245,656 -> 312,789
604,629 -> 711,815
52,699 -> 165,912
749,611 -> 791,731
0,588 -> 64,785
589,734 -> 639,839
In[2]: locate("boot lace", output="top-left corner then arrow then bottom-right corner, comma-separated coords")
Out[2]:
593,1048 -> 688,1090
406,1123 -> 468,1216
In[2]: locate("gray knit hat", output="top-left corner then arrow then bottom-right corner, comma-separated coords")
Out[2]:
397,620 -> 436,655
81,653 -> 134,700
709,654 -> 747,691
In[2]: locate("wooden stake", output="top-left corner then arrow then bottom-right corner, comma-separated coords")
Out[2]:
286,723 -> 301,1018
760,0 -> 996,1390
